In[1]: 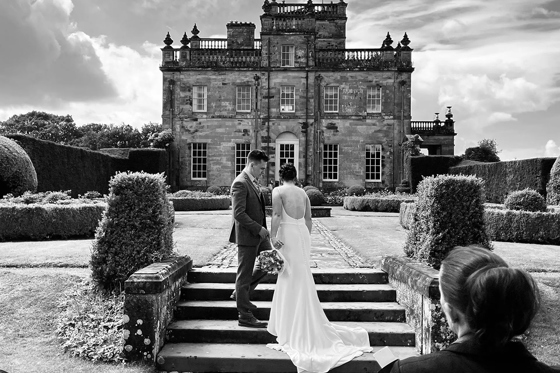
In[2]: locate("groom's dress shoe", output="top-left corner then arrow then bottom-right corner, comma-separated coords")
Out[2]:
238,316 -> 267,328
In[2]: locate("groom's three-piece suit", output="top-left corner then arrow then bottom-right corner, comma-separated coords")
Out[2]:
229,170 -> 272,323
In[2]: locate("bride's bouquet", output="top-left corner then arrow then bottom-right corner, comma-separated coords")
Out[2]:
257,248 -> 286,275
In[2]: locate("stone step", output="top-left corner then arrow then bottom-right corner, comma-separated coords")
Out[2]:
156,343 -> 419,373
182,283 -> 396,302
175,300 -> 406,322
166,319 -> 415,347
188,267 -> 388,285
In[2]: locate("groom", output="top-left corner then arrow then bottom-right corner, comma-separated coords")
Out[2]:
229,149 -> 272,328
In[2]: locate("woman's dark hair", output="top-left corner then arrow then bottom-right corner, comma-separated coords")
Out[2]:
440,245 -> 540,349
279,163 -> 297,181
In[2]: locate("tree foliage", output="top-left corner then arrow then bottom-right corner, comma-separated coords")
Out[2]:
464,138 -> 501,162
0,111 -> 172,150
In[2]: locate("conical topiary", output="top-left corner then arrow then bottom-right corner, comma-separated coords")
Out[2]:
546,156 -> 560,205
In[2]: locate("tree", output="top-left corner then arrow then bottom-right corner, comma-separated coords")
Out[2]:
464,139 -> 501,162
0,111 -> 81,145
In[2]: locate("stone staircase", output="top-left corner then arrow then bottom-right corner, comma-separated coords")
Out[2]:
156,267 -> 418,372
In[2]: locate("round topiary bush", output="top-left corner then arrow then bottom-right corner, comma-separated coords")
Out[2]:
90,172 -> 174,291
504,188 -> 547,212
347,185 -> 366,196
306,188 -> 325,206
43,191 -> 71,204
547,156 -> 560,205
303,185 -> 319,192
0,135 -> 38,197
207,185 -> 222,195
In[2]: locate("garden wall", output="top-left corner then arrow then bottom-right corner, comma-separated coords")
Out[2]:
7,135 -> 168,197
409,155 -> 463,193
449,158 -> 556,203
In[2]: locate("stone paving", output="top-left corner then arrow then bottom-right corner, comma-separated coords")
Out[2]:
205,219 -> 371,269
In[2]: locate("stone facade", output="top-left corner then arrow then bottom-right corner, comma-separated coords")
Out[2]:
160,0 -> 414,190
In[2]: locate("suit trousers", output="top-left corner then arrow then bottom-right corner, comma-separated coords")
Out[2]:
236,238 -> 272,319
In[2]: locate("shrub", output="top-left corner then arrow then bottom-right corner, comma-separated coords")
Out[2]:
504,188 -> 547,212
260,186 -> 272,206
324,188 -> 347,206
42,190 -> 72,204
0,135 -> 38,197
347,185 -> 366,196
547,156 -> 560,205
344,195 -> 416,212
306,188 -> 325,206
173,189 -> 213,198
303,185 -> 319,192
90,172 -> 174,291
484,209 -> 560,245
82,190 -> 103,199
206,185 -> 222,195
403,174 -> 492,269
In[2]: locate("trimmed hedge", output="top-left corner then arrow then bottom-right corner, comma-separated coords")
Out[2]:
399,202 -> 417,229
0,203 -> 106,241
6,135 -> 168,197
90,172 -> 174,291
404,175 -> 491,269
347,185 -> 366,196
410,155 -> 463,193
449,157 -> 556,203
547,156 -> 560,205
484,209 -> 560,245
169,196 -> 230,211
344,196 -> 416,212
504,188 -> 547,212
0,135 -> 38,196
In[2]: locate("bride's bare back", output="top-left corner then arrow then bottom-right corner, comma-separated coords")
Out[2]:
271,182 -> 312,234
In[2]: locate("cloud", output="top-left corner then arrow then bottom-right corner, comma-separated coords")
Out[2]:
545,140 -> 560,157
0,0 -> 116,108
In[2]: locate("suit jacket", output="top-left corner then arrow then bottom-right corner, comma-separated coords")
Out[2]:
386,339 -> 560,373
229,171 -> 267,246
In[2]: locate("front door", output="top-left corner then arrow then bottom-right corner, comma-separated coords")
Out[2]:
275,132 -> 299,182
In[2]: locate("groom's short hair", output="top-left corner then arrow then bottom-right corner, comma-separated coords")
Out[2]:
247,149 -> 269,163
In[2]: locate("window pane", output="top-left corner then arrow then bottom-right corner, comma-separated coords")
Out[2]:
193,86 -> 207,112
236,86 -> 251,112
367,87 -> 382,113
322,144 -> 339,181
324,86 -> 339,113
191,143 -> 208,179
365,144 -> 382,181
280,86 -> 295,112
281,45 -> 294,67
235,143 -> 251,176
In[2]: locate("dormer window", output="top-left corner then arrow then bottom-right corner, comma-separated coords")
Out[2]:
281,45 -> 295,67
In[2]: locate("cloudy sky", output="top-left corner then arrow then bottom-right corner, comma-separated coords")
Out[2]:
1,0 -> 559,160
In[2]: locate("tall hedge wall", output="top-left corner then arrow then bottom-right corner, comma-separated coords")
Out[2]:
6,135 -> 168,197
449,157 -> 556,203
410,155 -> 463,193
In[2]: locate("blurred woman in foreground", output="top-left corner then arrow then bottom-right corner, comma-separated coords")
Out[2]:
386,245 -> 559,373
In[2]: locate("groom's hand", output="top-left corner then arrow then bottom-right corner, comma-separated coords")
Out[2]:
258,227 -> 269,240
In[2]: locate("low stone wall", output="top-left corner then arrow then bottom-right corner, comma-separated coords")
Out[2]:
123,255 -> 192,362
381,256 -> 455,354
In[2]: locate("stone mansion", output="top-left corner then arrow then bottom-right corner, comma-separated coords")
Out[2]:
159,0 -> 452,190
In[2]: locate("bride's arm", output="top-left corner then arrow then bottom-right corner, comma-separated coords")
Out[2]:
271,188 -> 282,243
304,194 -> 312,234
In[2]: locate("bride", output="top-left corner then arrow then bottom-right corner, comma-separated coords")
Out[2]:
266,163 -> 372,373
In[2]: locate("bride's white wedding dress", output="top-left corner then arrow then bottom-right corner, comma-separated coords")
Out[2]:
266,203 -> 372,373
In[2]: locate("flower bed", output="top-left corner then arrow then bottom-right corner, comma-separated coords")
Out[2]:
344,194 -> 417,212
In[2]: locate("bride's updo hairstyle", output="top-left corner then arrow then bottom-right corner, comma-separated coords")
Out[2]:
279,163 -> 297,182
440,245 -> 540,349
